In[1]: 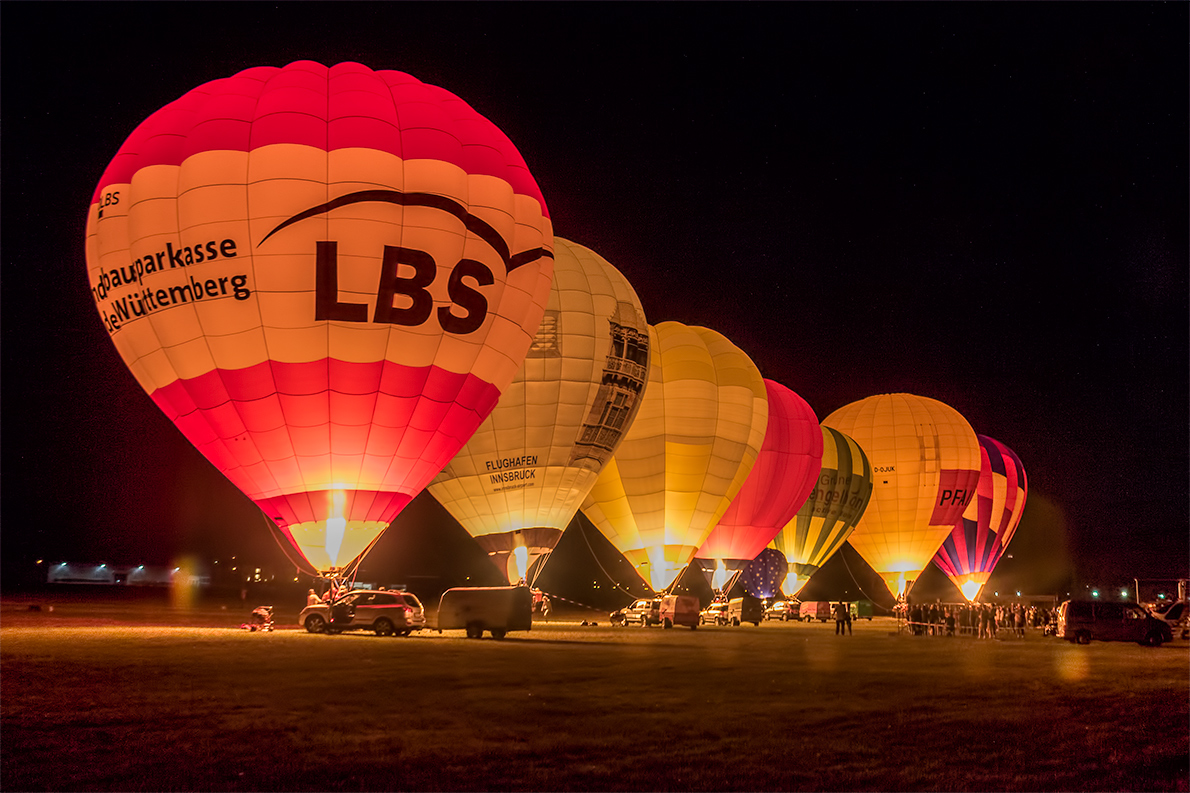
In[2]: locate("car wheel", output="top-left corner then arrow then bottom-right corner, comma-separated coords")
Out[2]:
465,621 -> 484,639
1143,632 -> 1164,647
1075,630 -> 1091,645
732,617 -> 740,627
374,618 -> 395,637
663,618 -> 673,629
490,628 -> 507,640
304,614 -> 327,634
640,618 -> 649,628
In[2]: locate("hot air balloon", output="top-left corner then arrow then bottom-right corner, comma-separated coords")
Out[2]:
740,547 -> 787,600
695,379 -> 822,593
823,393 -> 980,599
933,435 -> 1028,601
427,237 -> 649,584
85,61 -> 554,583
581,322 -> 768,593
770,425 -> 874,598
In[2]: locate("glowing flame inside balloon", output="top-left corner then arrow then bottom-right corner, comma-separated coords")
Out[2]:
643,546 -> 682,593
712,559 -> 731,591
961,580 -> 984,602
512,546 -> 529,584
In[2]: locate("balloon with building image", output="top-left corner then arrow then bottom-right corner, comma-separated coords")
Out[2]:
769,424 -> 874,598
822,393 -> 980,599
695,379 -> 823,593
933,434 -> 1028,601
581,321 -> 769,593
427,237 -> 649,584
84,60 -> 554,579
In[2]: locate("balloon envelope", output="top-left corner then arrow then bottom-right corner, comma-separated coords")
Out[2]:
696,379 -> 822,579
85,61 -> 554,575
770,425 -> 874,598
933,435 -> 1028,600
581,322 -> 768,593
822,393 -> 980,598
741,547 -> 787,600
427,237 -> 649,583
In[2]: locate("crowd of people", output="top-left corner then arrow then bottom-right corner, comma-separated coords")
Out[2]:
900,601 -> 1057,638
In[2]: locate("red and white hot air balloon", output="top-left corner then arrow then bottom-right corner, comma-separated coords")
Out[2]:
85,61 -> 554,579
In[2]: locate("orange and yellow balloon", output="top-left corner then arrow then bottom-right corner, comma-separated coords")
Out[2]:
581,322 -> 768,593
85,61 -> 554,576
823,393 -> 980,598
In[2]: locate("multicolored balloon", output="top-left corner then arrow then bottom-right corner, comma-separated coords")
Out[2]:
581,322 -> 768,593
770,425 -> 874,598
933,435 -> 1028,601
823,393 -> 980,598
85,61 -> 554,576
427,237 -> 649,584
696,379 -> 822,590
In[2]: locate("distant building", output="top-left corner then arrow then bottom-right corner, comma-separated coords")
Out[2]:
47,562 -> 210,587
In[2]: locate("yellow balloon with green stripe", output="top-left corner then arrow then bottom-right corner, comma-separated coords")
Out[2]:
769,425 -> 874,597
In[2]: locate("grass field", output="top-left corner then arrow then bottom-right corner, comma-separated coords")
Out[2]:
2,597 -> 1187,791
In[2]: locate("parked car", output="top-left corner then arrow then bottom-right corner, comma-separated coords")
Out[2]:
1057,600 -> 1173,646
299,589 -> 426,636
700,602 -> 729,626
727,595 -> 763,626
615,598 -> 661,627
764,600 -> 799,621
660,594 -> 700,629
1151,600 -> 1189,639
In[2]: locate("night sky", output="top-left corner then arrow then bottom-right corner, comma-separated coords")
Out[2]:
3,3 -> 1186,593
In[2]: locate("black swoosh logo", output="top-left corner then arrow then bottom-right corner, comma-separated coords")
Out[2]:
258,189 -> 552,272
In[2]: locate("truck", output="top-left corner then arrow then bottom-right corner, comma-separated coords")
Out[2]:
437,585 -> 533,640
800,601 -> 833,622
849,600 -> 874,621
727,595 -> 764,626
660,594 -> 700,629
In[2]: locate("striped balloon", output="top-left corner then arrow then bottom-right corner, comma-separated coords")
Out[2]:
933,435 -> 1028,601
769,425 -> 874,597
85,61 -> 554,575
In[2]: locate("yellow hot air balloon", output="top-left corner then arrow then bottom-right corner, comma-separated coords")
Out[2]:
770,425 -> 874,598
823,393 -> 980,599
581,322 -> 768,593
427,238 -> 649,584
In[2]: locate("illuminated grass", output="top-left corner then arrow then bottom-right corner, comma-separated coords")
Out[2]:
2,610 -> 1186,791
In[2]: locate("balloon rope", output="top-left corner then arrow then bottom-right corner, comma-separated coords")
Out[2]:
575,516 -> 648,600
527,549 -> 553,590
839,548 -> 885,605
